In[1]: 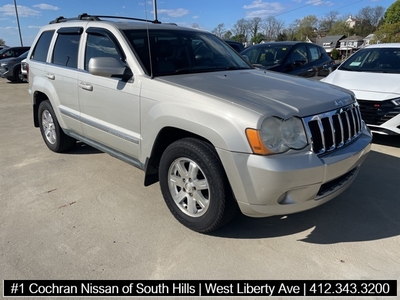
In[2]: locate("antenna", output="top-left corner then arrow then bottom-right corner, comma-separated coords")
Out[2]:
153,0 -> 159,23
145,0 -> 154,78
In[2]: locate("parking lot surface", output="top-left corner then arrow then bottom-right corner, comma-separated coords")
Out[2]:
1,78 -> 399,298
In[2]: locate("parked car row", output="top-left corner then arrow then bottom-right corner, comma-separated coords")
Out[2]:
0,46 -> 30,82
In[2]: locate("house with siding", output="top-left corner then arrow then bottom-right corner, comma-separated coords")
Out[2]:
339,35 -> 364,57
316,35 -> 345,54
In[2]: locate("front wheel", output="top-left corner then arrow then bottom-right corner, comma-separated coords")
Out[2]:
159,138 -> 237,233
38,100 -> 76,153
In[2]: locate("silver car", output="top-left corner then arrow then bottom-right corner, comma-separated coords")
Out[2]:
27,14 -> 372,232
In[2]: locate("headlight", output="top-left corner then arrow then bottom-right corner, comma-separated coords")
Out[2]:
246,116 -> 308,155
392,98 -> 400,106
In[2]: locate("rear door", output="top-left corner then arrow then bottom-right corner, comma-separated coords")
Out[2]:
45,27 -> 83,135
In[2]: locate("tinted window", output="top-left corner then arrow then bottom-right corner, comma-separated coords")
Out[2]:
31,31 -> 54,62
241,44 -> 292,66
290,45 -> 308,65
309,45 -> 322,62
85,34 -> 121,71
52,33 -> 80,68
123,29 -> 250,76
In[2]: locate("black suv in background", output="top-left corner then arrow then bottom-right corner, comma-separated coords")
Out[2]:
241,41 -> 336,78
0,46 -> 31,60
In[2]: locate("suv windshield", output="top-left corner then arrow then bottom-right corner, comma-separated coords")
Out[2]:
339,47 -> 400,74
122,29 -> 251,76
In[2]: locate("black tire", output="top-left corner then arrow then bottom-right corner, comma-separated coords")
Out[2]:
38,100 -> 76,153
14,65 -> 23,83
159,138 -> 237,233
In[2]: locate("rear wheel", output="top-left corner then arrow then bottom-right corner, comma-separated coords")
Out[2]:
159,138 -> 237,233
38,100 -> 76,153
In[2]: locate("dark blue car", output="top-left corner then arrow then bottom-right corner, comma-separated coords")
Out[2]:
241,41 -> 336,78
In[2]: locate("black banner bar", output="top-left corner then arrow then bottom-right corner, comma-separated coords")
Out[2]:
3,280 -> 397,297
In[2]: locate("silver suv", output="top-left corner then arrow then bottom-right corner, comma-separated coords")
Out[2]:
27,14 -> 372,233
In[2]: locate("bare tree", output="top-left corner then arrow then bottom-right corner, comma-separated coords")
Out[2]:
356,6 -> 385,31
262,16 -> 285,41
248,17 -> 263,41
233,19 -> 251,43
319,11 -> 340,33
191,23 -> 201,29
211,23 -> 226,38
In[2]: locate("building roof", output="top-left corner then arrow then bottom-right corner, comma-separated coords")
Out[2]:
341,35 -> 365,41
317,35 -> 345,47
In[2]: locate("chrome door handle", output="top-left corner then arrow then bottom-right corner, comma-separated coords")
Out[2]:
46,73 -> 55,80
79,82 -> 93,91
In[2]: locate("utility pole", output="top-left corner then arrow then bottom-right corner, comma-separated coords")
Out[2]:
14,0 -> 23,46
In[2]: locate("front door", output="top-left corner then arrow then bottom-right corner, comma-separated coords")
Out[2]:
78,30 -> 141,160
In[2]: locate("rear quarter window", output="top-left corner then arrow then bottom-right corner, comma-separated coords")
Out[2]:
30,31 -> 54,62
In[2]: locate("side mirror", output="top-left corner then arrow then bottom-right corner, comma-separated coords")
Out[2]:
88,57 -> 133,81
242,55 -> 250,62
284,62 -> 293,71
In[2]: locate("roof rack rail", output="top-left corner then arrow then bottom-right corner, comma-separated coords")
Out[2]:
49,13 -> 161,24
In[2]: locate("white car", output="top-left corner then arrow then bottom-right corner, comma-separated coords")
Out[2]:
322,43 -> 400,136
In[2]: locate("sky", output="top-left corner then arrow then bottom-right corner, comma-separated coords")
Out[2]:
0,0 -> 395,47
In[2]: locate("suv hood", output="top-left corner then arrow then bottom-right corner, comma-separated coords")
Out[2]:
322,70 -> 400,101
158,69 -> 354,118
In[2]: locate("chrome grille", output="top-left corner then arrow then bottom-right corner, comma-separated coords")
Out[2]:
303,103 -> 363,155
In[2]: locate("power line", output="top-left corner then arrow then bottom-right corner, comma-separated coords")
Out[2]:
273,0 -> 366,19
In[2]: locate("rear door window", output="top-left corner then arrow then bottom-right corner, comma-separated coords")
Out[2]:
52,28 -> 82,68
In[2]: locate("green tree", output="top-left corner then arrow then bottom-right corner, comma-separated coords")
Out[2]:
222,30 -> 232,40
0,38 -> 5,46
374,22 -> 400,43
328,19 -> 353,36
251,33 -> 265,44
294,15 -> 318,40
383,0 -> 400,24
331,48 -> 340,60
276,32 -> 288,41
230,34 -> 246,43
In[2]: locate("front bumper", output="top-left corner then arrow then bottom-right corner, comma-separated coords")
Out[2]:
0,67 -> 9,78
217,125 -> 372,217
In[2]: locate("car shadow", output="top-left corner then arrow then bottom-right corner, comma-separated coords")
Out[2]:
68,142 -> 102,155
211,150 -> 400,243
